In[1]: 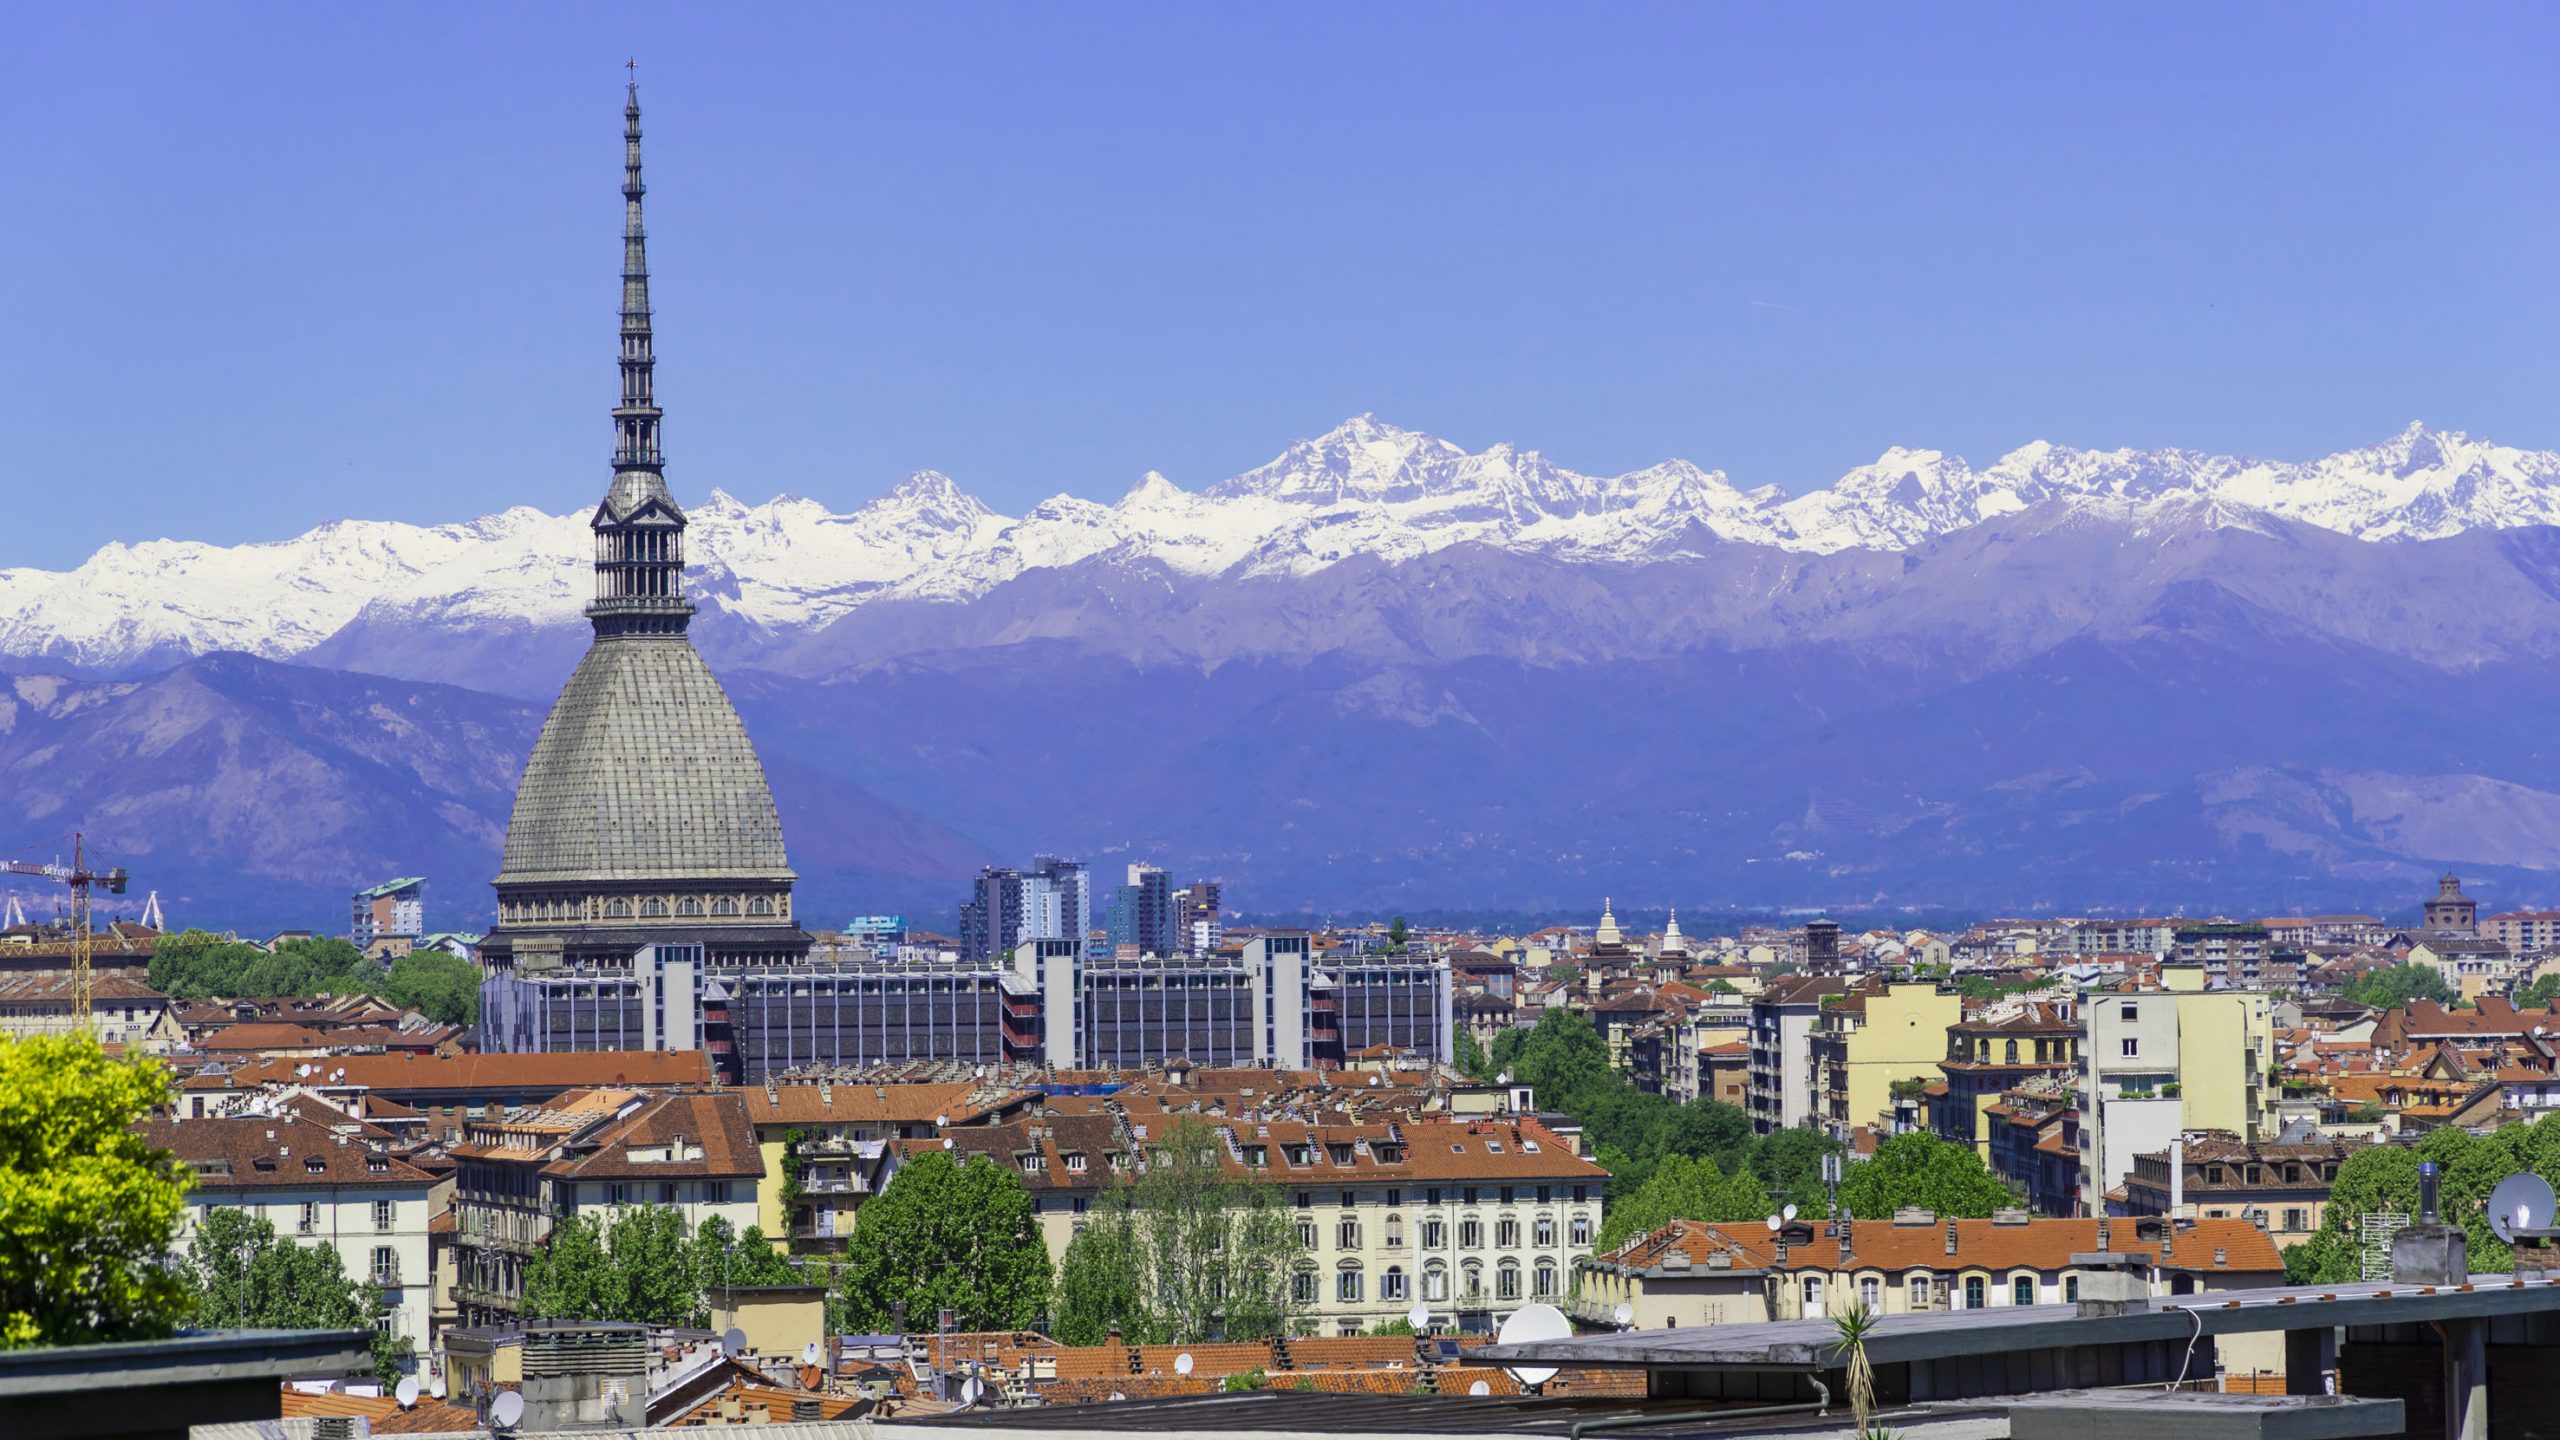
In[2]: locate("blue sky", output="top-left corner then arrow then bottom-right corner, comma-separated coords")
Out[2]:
5,5 -> 2557,563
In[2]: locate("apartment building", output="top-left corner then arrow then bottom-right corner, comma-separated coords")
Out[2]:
2078,971 -> 2272,1215
1746,976 -> 1846,1135
927,1113 -> 1607,1336
1574,1212 -> 2284,1334
0,970 -> 182,1053
1808,981 -> 1961,1141
141,1115 -> 439,1361
451,1088 -> 762,1325
2117,1131 -> 2360,1247
1926,1004 -> 2079,1159
2484,910 -> 2560,955
738,1078 -> 1044,1250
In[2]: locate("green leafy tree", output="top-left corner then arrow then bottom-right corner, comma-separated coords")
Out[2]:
693,1217 -> 808,1293
1837,1132 -> 2015,1219
520,1214 -> 621,1320
1594,1153 -> 1776,1249
149,929 -> 385,1002
1512,1009 -> 1614,1109
1050,1119 -> 1308,1344
1052,1194 -> 1147,1346
184,1206 -> 409,1381
1452,1029 -> 1495,1084
2339,963 -> 2457,1011
520,1206 -> 718,1326
1130,1119 -> 1300,1343
2285,1118 -> 2560,1283
1752,1128 -> 1848,1214
1386,917 -> 1410,953
380,949 -> 482,1026
2517,974 -> 2560,1009
0,1033 -> 194,1348
836,1152 -> 1050,1333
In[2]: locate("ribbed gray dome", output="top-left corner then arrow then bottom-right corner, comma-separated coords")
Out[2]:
497,636 -> 793,886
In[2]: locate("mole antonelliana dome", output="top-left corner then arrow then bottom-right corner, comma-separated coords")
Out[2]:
487,83 -> 798,950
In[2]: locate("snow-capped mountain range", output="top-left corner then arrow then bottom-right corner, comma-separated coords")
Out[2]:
7,415 -> 2560,671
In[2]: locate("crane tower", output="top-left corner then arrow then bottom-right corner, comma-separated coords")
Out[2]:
1,833 -> 129,1026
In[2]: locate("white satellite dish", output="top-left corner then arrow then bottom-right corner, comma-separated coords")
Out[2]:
1764,1215 -> 1782,1232
1494,1301 -> 1570,1388
1782,1203 -> 1798,1222
722,1327 -> 749,1358
2489,1172 -> 2558,1244
959,1374 -> 984,1405
1469,1379 -> 1491,1396
490,1391 -> 525,1429
936,1115 -> 949,1128
394,1377 -> 420,1408
802,1342 -> 822,1366
1108,1391 -> 1126,1402
1613,1302 -> 1633,1328
1174,1352 -> 1195,1376
1406,1302 -> 1430,1332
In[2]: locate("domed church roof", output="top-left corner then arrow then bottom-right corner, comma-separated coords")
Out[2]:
496,636 -> 793,887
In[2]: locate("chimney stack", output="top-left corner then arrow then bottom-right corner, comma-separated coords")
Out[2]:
1944,1218 -> 1959,1257
2169,1139 -> 2184,1221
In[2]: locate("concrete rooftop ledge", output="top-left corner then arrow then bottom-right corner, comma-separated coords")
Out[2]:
0,1328 -> 371,1440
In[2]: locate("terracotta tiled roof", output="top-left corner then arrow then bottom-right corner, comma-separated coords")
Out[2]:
281,1387 -> 485,1434
137,1116 -> 436,1190
227,1049 -> 715,1094
1590,1214 -> 2283,1276
200,1022 -> 332,1051
542,1090 -> 764,1181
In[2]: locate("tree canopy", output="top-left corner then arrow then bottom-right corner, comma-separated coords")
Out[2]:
379,949 -> 482,1026
149,929 -> 382,1002
1593,1153 -> 1774,1249
1837,1132 -> 2015,1219
2338,963 -> 2457,1011
835,1151 -> 1050,1335
1482,1010 -> 1841,1210
0,1033 -> 194,1348
519,1207 -> 807,1327
184,1206 -> 408,1381
1050,1118 -> 1307,1345
2285,1116 -> 2560,1283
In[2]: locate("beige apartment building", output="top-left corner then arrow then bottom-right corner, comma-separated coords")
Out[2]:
929,1112 -> 1608,1335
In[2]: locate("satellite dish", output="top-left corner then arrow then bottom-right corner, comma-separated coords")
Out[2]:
936,1115 -> 949,1128
803,1342 -> 822,1366
2489,1172 -> 2558,1243
1494,1302 -> 1570,1388
1765,1215 -> 1783,1232
1406,1302 -> 1430,1332
428,1373 -> 446,1399
1174,1352 -> 1195,1376
1469,1380 -> 1491,1396
1613,1302 -> 1633,1327
959,1374 -> 984,1405
722,1327 -> 749,1358
1108,1391 -> 1127,1402
943,1137 -> 955,1149
395,1377 -> 420,1408
1782,1203 -> 1798,1222
490,1391 -> 525,1429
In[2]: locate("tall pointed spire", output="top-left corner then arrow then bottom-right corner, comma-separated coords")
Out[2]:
612,76 -> 665,492
588,74 -> 692,638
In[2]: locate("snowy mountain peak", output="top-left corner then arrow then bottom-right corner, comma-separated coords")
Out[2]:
14,418 -> 2560,672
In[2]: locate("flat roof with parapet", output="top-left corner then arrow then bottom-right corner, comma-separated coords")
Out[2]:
1473,1273 -> 2560,1372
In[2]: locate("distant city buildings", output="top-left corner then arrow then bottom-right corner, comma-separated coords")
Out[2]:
349,877 -> 424,952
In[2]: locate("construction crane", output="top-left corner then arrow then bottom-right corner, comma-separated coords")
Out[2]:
2,833 -> 128,1026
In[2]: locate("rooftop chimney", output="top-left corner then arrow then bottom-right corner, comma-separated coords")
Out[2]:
1944,1218 -> 1960,1257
